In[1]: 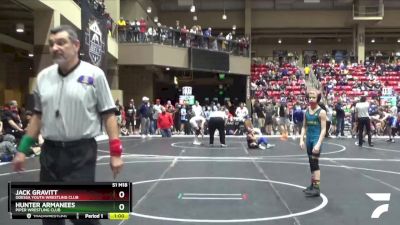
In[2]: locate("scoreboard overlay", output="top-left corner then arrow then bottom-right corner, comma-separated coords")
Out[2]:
8,182 -> 131,220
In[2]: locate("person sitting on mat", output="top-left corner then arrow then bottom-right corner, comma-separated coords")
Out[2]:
244,120 -> 274,150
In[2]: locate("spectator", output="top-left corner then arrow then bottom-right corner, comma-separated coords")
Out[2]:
0,134 -> 17,162
235,103 -> 249,121
335,99 -> 345,137
292,102 -> 304,136
139,96 -> 152,138
125,99 -> 136,135
1,100 -> 24,140
157,106 -> 173,137
152,99 -> 162,134
139,17 -> 147,42
117,17 -> 126,42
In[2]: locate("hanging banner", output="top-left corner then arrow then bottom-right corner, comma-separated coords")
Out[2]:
81,0 -> 108,72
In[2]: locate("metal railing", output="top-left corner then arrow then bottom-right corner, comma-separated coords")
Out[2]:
116,27 -> 250,57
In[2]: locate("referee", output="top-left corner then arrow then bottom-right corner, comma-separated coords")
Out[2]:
208,106 -> 227,147
355,96 -> 373,147
13,25 -> 124,225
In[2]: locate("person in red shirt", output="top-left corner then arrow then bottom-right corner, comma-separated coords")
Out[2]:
157,106 -> 173,137
139,17 -> 147,42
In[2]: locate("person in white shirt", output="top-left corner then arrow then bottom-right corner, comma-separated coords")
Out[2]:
235,103 -> 249,121
225,32 -> 232,41
191,101 -> 204,117
355,96 -> 373,147
225,32 -> 233,51
190,101 -> 206,145
152,99 -> 162,134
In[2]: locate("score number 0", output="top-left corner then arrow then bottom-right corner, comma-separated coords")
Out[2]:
118,191 -> 125,211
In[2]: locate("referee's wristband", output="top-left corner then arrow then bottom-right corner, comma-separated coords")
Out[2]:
18,135 -> 36,156
109,138 -> 123,157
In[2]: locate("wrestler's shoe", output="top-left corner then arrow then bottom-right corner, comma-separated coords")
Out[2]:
304,187 -> 320,197
266,143 -> 275,149
193,141 -> 202,145
302,184 -> 313,192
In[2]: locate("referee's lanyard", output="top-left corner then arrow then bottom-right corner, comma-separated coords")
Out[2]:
54,78 -> 68,137
55,79 -> 64,118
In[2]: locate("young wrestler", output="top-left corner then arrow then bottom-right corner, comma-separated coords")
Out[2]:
245,120 -> 274,150
190,114 -> 206,145
299,90 -> 327,197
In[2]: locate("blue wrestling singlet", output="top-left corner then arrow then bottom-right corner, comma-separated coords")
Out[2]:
305,108 -> 322,156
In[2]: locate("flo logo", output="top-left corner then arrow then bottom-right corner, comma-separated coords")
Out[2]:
84,20 -> 105,66
366,193 -> 391,218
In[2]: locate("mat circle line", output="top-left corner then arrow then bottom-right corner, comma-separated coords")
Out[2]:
131,177 -> 328,223
171,141 -> 244,149
170,141 -> 346,157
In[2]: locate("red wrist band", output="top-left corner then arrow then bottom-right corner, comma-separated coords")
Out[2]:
109,138 -> 123,156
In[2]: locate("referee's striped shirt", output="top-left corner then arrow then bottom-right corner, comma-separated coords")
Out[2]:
33,61 -> 116,141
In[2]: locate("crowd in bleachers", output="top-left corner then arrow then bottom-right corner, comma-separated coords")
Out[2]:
318,62 -> 400,99
116,18 -> 250,57
251,61 -> 306,103
250,60 -> 308,137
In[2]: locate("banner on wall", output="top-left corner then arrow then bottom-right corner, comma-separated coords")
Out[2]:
81,0 -> 108,72
380,96 -> 396,106
179,95 -> 195,105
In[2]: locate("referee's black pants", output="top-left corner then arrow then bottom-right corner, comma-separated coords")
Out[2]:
40,138 -> 100,225
209,117 -> 225,145
358,117 -> 372,146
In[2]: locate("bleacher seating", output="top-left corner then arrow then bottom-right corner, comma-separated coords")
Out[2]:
251,61 -> 400,107
251,62 -> 306,108
314,62 -> 400,103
